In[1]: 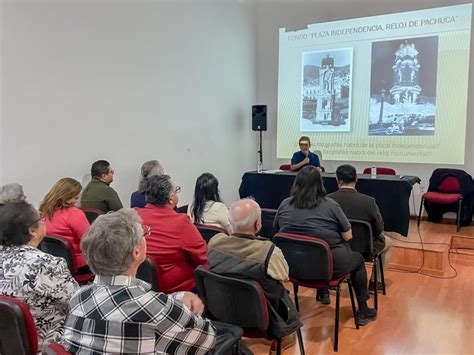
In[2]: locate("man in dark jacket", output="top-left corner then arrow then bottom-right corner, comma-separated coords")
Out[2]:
328,164 -> 393,293
207,198 -> 301,354
80,160 -> 123,213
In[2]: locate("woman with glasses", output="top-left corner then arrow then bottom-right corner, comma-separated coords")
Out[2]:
0,202 -> 79,351
135,175 -> 207,293
187,173 -> 232,233
39,178 -> 90,270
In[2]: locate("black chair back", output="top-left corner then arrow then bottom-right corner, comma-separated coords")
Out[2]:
195,266 -> 269,331
176,205 -> 189,214
136,256 -> 159,291
39,236 -> 75,272
0,296 -> 37,355
273,232 -> 333,281
80,208 -> 103,224
195,224 -> 227,243
260,209 -> 277,239
348,219 -> 373,258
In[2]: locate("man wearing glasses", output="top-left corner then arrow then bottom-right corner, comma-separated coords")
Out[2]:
80,160 -> 123,213
290,136 -> 321,171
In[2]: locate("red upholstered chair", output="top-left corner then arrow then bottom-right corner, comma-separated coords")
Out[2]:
279,164 -> 292,171
418,176 -> 463,232
363,167 -> 396,175
348,219 -> 386,310
195,266 -> 305,355
136,256 -> 160,291
273,232 -> 359,352
45,343 -> 73,355
79,208 -> 103,224
0,295 -> 38,355
39,235 -> 94,284
194,224 -> 228,243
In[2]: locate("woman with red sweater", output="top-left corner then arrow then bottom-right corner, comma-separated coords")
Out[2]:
136,174 -> 207,293
39,178 -> 90,269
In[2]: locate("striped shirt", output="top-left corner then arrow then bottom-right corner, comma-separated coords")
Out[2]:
60,275 -> 216,354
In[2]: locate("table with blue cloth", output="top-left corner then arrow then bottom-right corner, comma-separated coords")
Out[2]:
238,171 -> 421,237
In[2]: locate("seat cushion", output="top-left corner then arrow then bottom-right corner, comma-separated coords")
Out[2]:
290,274 -> 350,289
423,192 -> 462,204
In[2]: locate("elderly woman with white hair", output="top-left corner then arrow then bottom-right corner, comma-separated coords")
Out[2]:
130,160 -> 165,208
60,208 -> 242,354
0,183 -> 26,204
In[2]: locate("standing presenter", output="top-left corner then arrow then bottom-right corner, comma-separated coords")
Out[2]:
290,136 -> 321,171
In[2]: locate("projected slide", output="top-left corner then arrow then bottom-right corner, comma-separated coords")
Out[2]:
277,4 -> 472,164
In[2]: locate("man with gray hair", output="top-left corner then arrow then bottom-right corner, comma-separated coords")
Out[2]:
207,199 -> 301,354
60,208 -> 242,354
0,183 -> 26,204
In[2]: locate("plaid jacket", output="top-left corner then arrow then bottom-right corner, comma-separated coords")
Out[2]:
60,275 -> 216,354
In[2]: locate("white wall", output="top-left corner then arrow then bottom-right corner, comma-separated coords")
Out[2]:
255,0 -> 474,215
1,0 -> 257,206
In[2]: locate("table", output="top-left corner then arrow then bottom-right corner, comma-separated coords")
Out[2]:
239,171 -> 420,236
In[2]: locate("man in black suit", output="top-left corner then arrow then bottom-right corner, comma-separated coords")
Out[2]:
328,164 -> 393,293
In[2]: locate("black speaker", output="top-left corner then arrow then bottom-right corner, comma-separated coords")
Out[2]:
252,105 -> 267,131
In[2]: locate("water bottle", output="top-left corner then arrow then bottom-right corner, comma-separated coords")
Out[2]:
371,166 -> 376,179
257,161 -> 263,173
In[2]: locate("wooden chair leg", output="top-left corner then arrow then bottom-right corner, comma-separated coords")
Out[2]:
379,254 -> 386,296
296,327 -> 305,355
334,284 -> 341,352
418,197 -> 424,227
347,279 -> 359,330
373,258 -> 378,311
293,283 -> 299,312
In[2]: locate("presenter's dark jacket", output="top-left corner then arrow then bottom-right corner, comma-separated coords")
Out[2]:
327,187 -> 385,253
291,151 -> 320,169
80,178 -> 123,213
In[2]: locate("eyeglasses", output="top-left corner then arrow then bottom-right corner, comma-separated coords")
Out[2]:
109,169 -> 115,174
299,143 -> 309,147
142,224 -> 151,237
175,186 -> 181,193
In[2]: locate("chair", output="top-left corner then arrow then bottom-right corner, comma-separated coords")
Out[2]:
273,233 -> 358,352
194,224 -> 227,243
0,296 -> 38,355
195,266 -> 305,355
79,208 -> 103,224
363,167 -> 396,175
44,343 -> 73,355
176,204 -> 189,214
39,235 -> 94,284
136,256 -> 159,291
418,175 -> 463,232
260,208 -> 277,239
279,164 -> 291,171
348,219 -> 386,310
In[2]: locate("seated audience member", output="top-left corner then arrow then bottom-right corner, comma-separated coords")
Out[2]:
187,173 -> 232,233
290,136 -> 320,171
60,209 -> 242,354
39,178 -> 90,269
136,175 -> 207,293
207,198 -> 301,352
0,202 -> 79,350
80,160 -> 123,213
131,160 -> 165,208
274,166 -> 377,325
328,164 -> 393,292
0,183 -> 26,203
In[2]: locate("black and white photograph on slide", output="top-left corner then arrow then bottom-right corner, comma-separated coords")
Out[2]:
300,48 -> 352,132
369,36 -> 438,136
